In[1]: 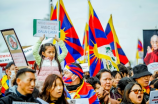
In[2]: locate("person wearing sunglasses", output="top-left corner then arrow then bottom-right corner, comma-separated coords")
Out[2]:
121,82 -> 146,104
132,64 -> 155,102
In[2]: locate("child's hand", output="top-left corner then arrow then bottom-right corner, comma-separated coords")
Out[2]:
39,34 -> 45,41
54,35 -> 60,42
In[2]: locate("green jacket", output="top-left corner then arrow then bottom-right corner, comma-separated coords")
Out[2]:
33,40 -> 68,66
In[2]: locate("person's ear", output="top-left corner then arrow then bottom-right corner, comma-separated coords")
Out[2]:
42,52 -> 45,57
5,69 -> 9,74
16,78 -> 21,85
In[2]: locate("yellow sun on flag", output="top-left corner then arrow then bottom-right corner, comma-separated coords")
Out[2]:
60,28 -> 69,42
89,39 -> 100,63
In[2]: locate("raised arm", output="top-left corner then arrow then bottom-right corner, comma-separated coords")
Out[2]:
53,36 -> 68,63
33,35 -> 45,66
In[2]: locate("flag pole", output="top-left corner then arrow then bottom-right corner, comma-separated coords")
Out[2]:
57,0 -> 60,21
49,0 -> 53,20
105,59 -> 110,70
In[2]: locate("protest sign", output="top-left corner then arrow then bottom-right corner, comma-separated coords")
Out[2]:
147,62 -> 158,74
143,30 -> 158,65
80,63 -> 89,72
149,90 -> 158,104
13,101 -> 39,104
33,19 -> 60,38
1,28 -> 28,69
67,98 -> 89,104
0,38 -> 53,64
0,67 -> 2,79
36,98 -> 49,104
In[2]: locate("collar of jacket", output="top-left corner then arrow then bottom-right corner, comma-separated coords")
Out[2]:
66,79 -> 83,91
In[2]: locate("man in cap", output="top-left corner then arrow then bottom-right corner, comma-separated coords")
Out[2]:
132,64 -> 155,102
63,63 -> 99,104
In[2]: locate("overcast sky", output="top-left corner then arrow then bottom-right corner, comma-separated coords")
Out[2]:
0,0 -> 158,62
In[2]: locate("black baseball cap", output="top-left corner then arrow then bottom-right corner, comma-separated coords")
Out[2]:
5,61 -> 15,70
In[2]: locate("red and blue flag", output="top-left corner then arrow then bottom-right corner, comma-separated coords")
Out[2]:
138,39 -> 143,51
51,0 -> 83,64
105,15 -> 129,65
88,1 -> 106,77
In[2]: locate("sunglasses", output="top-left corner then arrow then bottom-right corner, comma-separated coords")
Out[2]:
130,89 -> 143,94
117,98 -> 122,102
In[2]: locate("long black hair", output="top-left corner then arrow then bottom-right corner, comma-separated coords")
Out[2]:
34,43 -> 62,74
122,82 -> 146,104
39,74 -> 68,104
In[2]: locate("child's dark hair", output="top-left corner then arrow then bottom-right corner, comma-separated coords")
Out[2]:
87,77 -> 101,89
34,43 -> 62,74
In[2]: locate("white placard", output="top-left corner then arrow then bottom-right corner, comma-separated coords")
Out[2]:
0,67 -> 2,79
149,90 -> 158,104
0,38 -> 54,64
67,98 -> 89,104
80,63 -> 89,72
147,62 -> 158,74
33,19 -> 60,38
13,101 -> 39,104
36,98 -> 49,104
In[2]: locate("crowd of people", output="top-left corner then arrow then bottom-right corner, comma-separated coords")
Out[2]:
0,35 -> 158,104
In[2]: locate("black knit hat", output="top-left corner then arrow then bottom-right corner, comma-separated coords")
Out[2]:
132,64 -> 152,79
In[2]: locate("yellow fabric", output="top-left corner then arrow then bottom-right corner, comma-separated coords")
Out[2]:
136,50 -> 139,64
52,1 -> 59,45
50,4 -> 54,20
88,2 -> 118,70
68,80 -> 85,99
108,15 -> 120,64
1,75 -> 9,90
60,0 -> 73,26
77,23 -> 89,64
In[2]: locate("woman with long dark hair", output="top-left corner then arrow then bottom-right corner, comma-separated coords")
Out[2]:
121,82 -> 146,104
38,74 -> 68,104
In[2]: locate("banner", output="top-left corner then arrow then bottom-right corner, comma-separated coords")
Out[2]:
149,90 -> 158,104
13,102 -> 39,104
80,63 -> 89,72
143,30 -> 158,65
0,38 -> 54,64
67,98 -> 89,104
147,62 -> 158,74
1,28 -> 28,69
0,67 -> 2,79
33,19 -> 60,38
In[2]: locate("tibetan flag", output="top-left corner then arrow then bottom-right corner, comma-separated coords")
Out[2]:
138,39 -> 143,52
1,75 -> 9,96
50,2 -> 54,20
136,39 -> 144,64
77,23 -> 89,64
82,23 -> 89,56
51,2 -> 58,44
51,2 -> 57,21
88,1 -> 104,77
105,15 -> 129,65
116,43 -> 129,65
51,0 -> 83,64
88,1 -> 118,76
66,81 -> 99,104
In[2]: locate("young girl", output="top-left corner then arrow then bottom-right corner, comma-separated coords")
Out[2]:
33,34 -> 68,82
